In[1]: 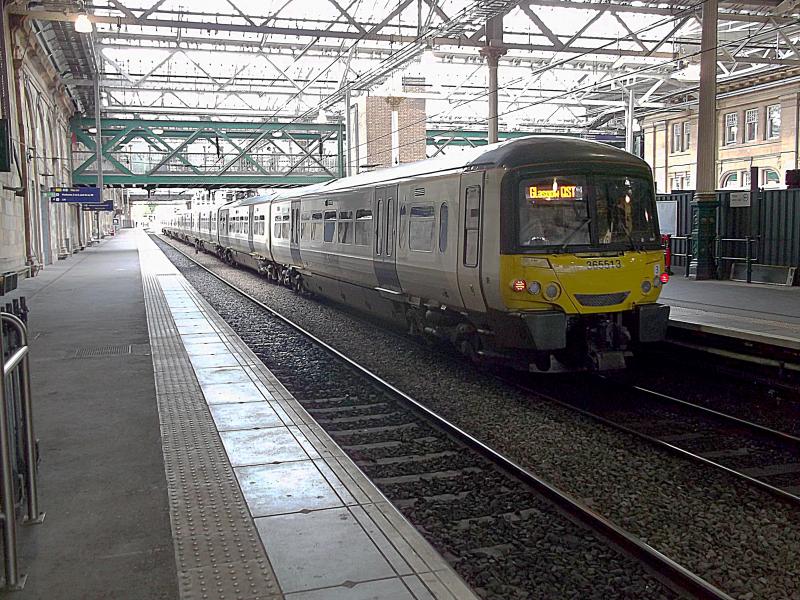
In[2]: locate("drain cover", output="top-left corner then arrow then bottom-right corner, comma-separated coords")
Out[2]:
74,343 -> 151,358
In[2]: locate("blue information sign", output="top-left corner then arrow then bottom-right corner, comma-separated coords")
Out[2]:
51,187 -> 102,203
81,201 -> 114,212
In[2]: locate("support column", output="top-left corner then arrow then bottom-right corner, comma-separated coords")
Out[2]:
344,88 -> 352,177
690,0 -> 718,280
480,16 -> 506,144
625,89 -> 635,154
93,52 -> 103,242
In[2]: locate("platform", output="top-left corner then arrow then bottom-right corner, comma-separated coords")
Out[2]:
3,229 -> 476,600
661,276 -> 800,352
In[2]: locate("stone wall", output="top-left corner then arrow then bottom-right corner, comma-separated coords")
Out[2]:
0,14 -> 89,274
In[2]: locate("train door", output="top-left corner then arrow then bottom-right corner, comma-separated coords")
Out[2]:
373,185 -> 401,291
219,209 -> 229,245
457,171 -> 487,313
290,199 -> 301,263
248,206 -> 255,252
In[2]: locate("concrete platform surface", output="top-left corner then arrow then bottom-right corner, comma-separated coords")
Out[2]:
661,276 -> 800,350
2,232 -> 178,600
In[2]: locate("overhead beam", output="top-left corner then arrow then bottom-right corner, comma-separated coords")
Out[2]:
523,0 -> 796,24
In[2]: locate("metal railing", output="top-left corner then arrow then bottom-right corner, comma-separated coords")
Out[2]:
715,236 -> 759,283
667,235 -> 759,282
0,312 -> 44,591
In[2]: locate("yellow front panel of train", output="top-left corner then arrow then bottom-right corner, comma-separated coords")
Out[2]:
499,251 -> 665,314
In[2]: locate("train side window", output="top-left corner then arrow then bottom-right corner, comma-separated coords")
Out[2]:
439,203 -> 448,253
281,213 -> 290,239
300,212 -> 310,241
355,209 -> 372,246
463,186 -> 481,267
323,210 -> 336,243
409,204 -> 434,252
338,211 -> 353,244
311,211 -> 322,241
374,199 -> 383,255
273,216 -> 281,238
385,198 -> 393,257
399,203 -> 407,249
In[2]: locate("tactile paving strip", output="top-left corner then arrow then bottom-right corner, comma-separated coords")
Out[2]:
141,271 -> 283,600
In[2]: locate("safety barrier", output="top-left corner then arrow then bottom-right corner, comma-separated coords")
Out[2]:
0,310 -> 44,590
666,235 -> 759,282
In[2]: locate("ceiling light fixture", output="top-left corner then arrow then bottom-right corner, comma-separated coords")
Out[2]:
74,1 -> 92,33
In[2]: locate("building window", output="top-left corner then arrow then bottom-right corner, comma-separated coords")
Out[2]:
767,104 -> 781,139
763,169 -> 780,186
745,108 -> 758,142
671,123 -> 682,153
722,172 -> 738,188
721,170 -> 754,189
671,171 -> 691,191
671,121 -> 690,153
724,112 -> 738,145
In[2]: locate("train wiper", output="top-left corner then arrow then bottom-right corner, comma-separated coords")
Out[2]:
622,226 -> 643,251
560,218 -> 591,250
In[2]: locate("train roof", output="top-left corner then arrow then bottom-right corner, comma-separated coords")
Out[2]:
223,135 -> 648,209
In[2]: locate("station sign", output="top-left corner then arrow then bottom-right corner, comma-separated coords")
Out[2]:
81,201 -> 114,212
50,187 -> 103,204
729,191 -> 751,208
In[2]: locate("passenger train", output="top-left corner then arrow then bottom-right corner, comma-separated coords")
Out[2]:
163,136 -> 670,371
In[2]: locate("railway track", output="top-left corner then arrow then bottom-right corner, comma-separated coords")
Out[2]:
156,235 -> 733,600
523,375 -> 800,506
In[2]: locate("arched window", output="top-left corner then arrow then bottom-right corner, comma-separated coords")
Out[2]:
763,169 -> 780,187
721,172 -> 739,188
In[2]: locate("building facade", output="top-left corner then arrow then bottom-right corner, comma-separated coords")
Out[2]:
0,14 -> 115,276
642,73 -> 799,193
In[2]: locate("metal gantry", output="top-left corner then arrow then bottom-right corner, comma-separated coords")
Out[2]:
71,118 -> 345,187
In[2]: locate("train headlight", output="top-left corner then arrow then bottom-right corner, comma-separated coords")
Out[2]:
544,282 -> 561,300
511,279 -> 527,292
528,281 -> 541,295
641,279 -> 653,294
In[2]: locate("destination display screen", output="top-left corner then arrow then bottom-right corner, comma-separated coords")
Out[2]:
526,184 -> 582,201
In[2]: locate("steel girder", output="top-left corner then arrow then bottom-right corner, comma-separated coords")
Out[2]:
71,117 -> 345,188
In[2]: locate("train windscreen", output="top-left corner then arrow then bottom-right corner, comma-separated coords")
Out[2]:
517,174 -> 659,250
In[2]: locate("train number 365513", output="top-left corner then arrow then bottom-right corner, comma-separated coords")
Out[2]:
586,259 -> 622,270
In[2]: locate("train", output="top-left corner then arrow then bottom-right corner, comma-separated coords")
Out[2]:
163,136 -> 670,371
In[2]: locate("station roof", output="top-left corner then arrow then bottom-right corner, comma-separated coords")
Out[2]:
12,1 -> 800,134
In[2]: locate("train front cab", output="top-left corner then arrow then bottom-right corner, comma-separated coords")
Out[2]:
484,163 -> 670,371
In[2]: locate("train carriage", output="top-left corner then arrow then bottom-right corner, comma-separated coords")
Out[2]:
163,135 -> 669,371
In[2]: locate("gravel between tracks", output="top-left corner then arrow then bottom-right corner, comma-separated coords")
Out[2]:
157,236 -> 800,600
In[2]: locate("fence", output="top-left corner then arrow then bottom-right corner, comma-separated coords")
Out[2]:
0,304 -> 44,590
656,188 -> 800,278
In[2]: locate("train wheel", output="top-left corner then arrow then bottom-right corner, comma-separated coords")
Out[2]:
459,338 -> 480,364
406,310 -> 422,336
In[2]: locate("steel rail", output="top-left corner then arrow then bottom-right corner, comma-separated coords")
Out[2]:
511,377 -> 800,507
602,376 -> 800,447
159,235 -> 733,600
